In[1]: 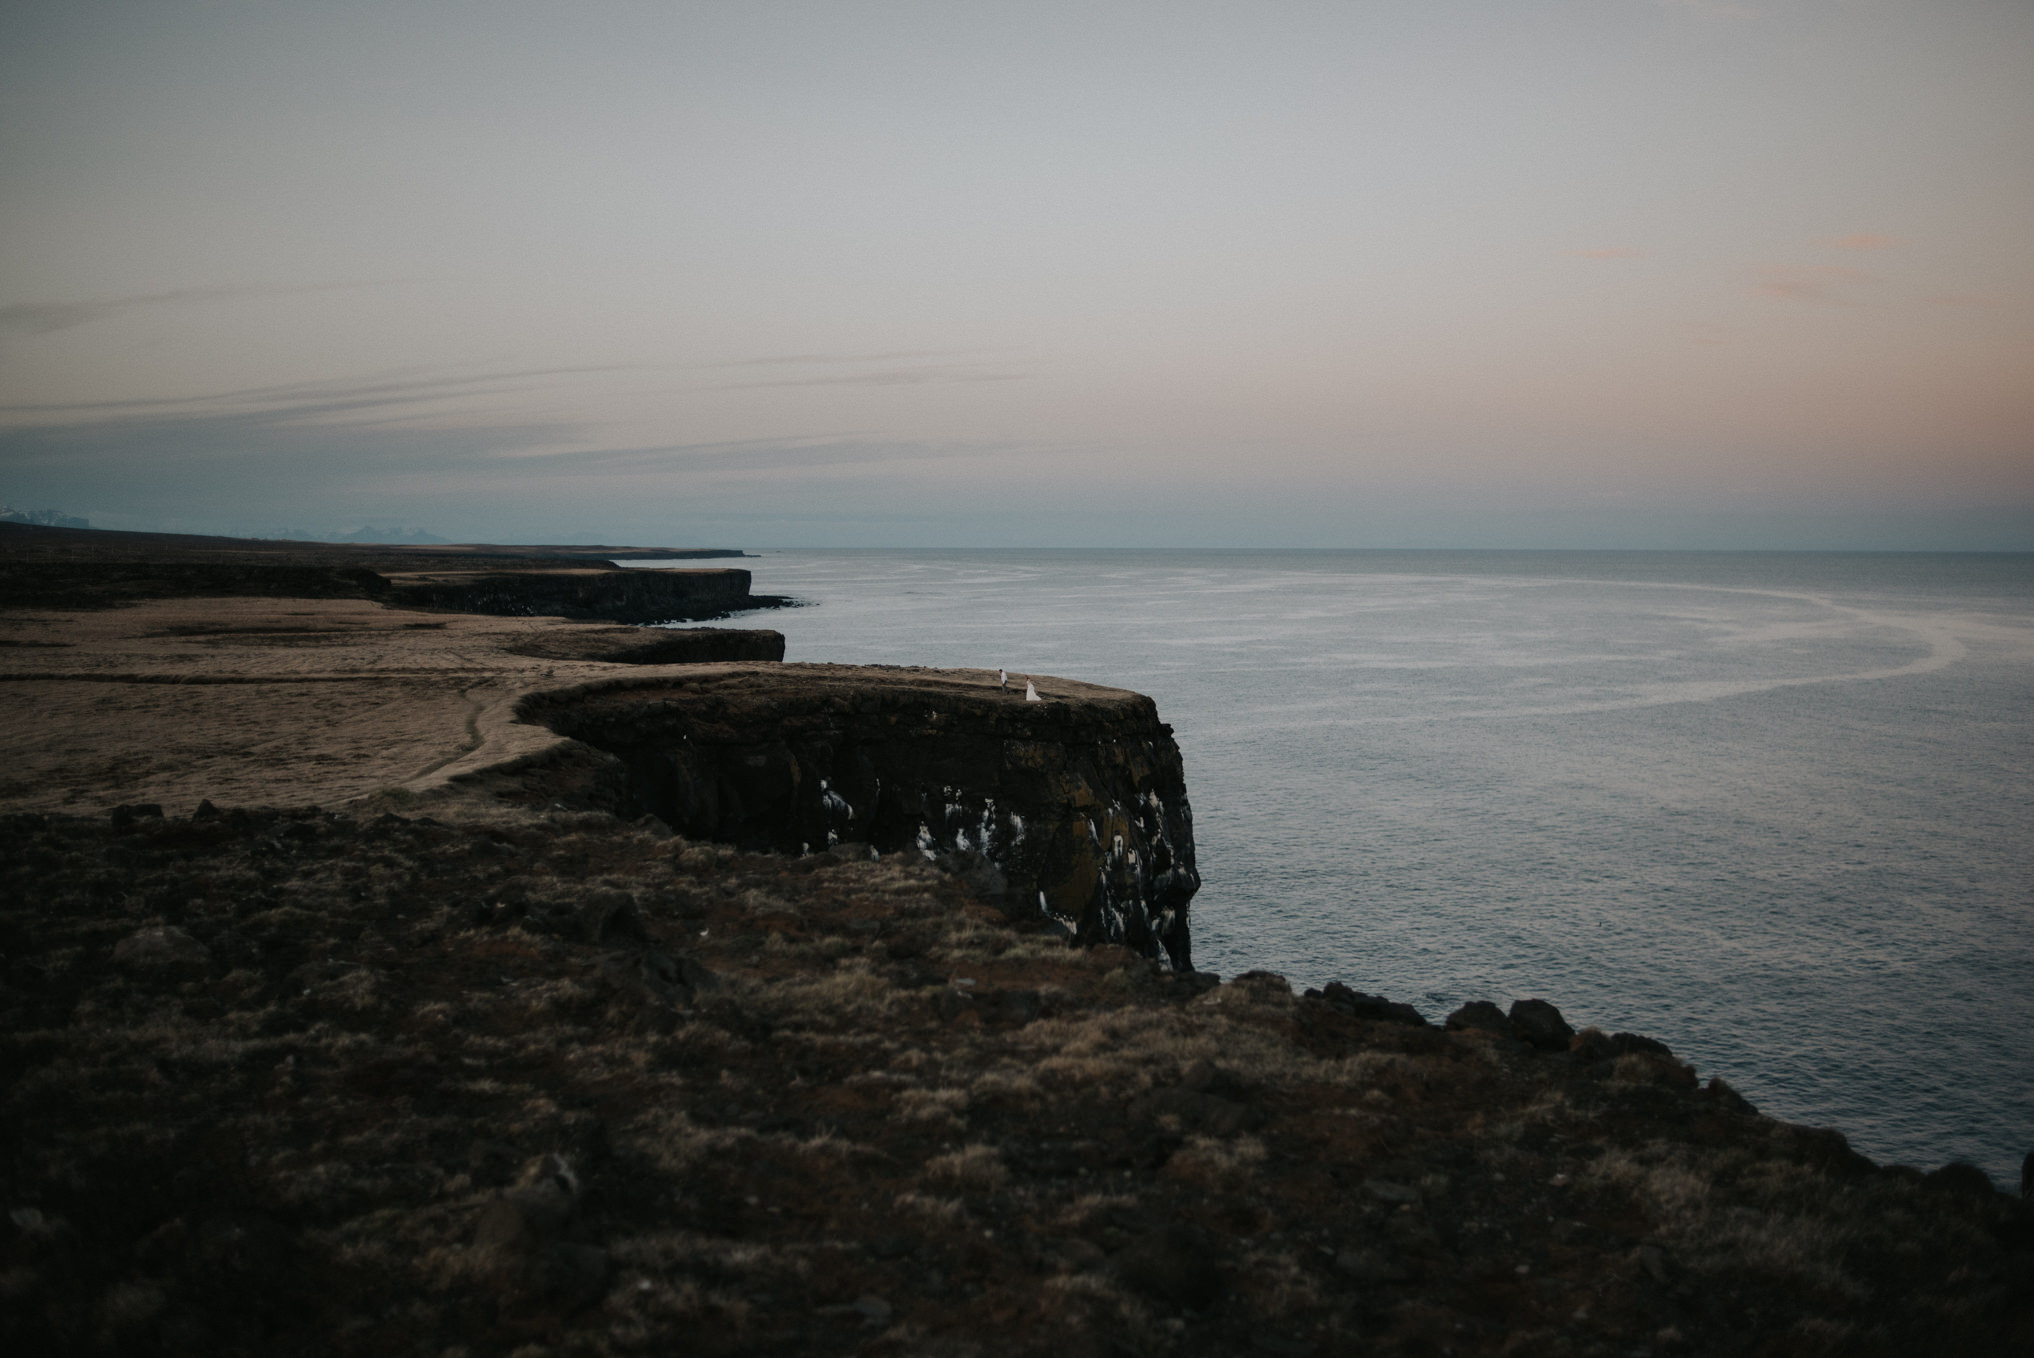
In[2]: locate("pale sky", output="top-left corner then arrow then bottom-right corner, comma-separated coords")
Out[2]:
2,0 -> 2030,547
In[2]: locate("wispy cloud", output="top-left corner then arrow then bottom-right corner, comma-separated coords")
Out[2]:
1571,247 -> 1642,260
708,366 -> 1029,392
1823,233 -> 1905,252
0,381 -> 998,521
1751,264 -> 1877,304
0,281 -> 400,339
1,354 -> 1026,423
1650,0 -> 1756,16
501,437 -> 1001,474
709,348 -> 996,368
0,405 -> 563,498
0,363 -> 642,421
0,350 -> 1019,532
697,348 -> 1028,390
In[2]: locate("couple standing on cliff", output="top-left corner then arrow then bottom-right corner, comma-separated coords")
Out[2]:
999,668 -> 1043,701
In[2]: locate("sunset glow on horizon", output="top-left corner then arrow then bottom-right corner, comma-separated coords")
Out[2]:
2,1 -> 2029,547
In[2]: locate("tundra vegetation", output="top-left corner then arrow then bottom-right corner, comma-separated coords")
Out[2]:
2,800 -> 2028,1356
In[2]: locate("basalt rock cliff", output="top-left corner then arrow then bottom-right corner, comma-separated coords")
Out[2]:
378,566 -> 768,624
0,523 -> 783,624
503,624 -> 786,665
526,664 -> 1201,969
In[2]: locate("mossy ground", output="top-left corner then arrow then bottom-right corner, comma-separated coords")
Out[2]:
2,805 -> 2028,1357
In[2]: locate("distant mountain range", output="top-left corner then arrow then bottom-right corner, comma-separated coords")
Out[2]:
0,512 -> 454,545
1,506 -> 90,529
256,526 -> 449,545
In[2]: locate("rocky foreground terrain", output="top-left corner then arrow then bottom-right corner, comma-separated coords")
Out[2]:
4,795 -> 2030,1357
2,529 -> 2030,1355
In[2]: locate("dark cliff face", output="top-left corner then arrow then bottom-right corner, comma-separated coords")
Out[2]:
0,560 -> 389,609
382,567 -> 773,624
0,556 -> 783,624
504,625 -> 786,664
525,664 -> 1200,968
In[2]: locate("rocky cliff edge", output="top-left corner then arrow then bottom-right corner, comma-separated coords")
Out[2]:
525,664 -> 1200,969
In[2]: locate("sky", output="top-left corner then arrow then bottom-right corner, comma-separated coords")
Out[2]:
1,0 -> 2030,548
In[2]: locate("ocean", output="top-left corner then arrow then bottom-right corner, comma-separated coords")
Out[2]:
662,549 -> 2034,1186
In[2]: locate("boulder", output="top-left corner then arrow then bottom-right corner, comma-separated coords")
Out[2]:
1923,1162 -> 1998,1198
1569,1027 -> 1616,1063
1317,982 -> 1428,1027
1703,1075 -> 1757,1114
1507,998 -> 1574,1052
1570,1027 -> 1676,1064
1444,1001 -> 1516,1039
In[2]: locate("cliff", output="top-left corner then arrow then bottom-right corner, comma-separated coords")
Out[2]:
379,566 -> 765,625
526,664 -> 1200,969
1,545 -> 2029,1357
0,523 -> 784,624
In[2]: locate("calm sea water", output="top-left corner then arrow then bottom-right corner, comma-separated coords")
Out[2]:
662,550 -> 2034,1185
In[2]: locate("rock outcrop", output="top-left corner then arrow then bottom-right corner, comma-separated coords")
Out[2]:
0,560 -> 391,610
379,566 -> 770,624
525,663 -> 1201,968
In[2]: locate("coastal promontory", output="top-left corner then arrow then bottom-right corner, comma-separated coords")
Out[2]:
1,529 -> 2028,1357
529,664 -> 1199,968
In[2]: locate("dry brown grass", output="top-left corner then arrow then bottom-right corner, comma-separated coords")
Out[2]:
895,1087 -> 970,1128
892,1192 -> 968,1226
4,806 -> 2026,1357
922,1143 -> 1009,1194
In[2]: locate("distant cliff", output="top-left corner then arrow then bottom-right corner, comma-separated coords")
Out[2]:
378,566 -> 778,624
0,524 -> 786,623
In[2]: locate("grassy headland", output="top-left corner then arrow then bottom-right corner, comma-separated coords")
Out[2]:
0,529 -> 2027,1356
